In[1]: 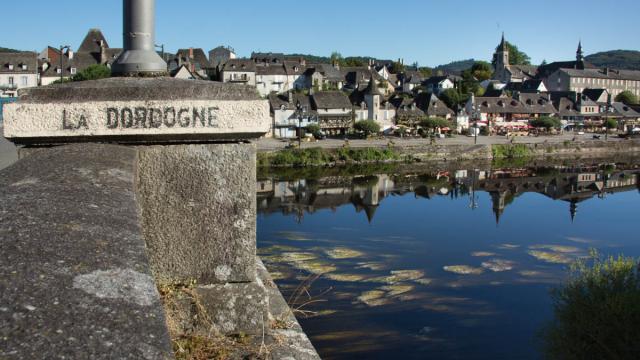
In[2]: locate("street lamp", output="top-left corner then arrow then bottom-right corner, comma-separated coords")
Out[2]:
605,94 -> 612,141
59,45 -> 71,83
473,105 -> 479,145
295,100 -> 307,148
155,43 -> 165,62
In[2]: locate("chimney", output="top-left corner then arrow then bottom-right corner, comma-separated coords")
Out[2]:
604,68 -> 610,76
189,47 -> 194,59
288,90 -> 293,104
99,40 -> 107,64
67,49 -> 74,60
112,0 -> 167,76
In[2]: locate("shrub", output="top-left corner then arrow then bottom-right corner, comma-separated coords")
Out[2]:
353,120 -> 380,138
306,124 -> 322,138
72,64 -> 112,82
419,117 -> 450,132
530,116 -> 561,130
492,144 -> 531,159
615,90 -> 638,105
542,251 -> 640,359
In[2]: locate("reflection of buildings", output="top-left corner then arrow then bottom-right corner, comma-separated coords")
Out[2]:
257,165 -> 640,224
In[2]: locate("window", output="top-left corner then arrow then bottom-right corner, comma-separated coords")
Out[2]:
8,64 -> 14,71
70,68 -> 77,75
22,64 -> 27,71
21,76 -> 28,86
56,68 -> 62,74
8,77 -> 14,85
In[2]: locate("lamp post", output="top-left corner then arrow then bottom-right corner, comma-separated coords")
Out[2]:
59,45 -> 71,83
155,43 -> 165,62
605,94 -> 612,141
112,0 -> 167,76
295,100 -> 307,148
473,105 -> 479,145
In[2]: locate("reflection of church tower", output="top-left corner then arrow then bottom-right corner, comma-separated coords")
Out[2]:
570,199 -> 578,222
491,191 -> 507,225
352,176 -> 380,223
364,76 -> 381,122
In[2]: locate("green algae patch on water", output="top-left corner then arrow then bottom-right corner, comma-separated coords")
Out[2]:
325,247 -> 365,259
414,278 -> 434,286
527,250 -> 572,264
258,245 -> 301,254
443,265 -> 485,275
367,270 -> 425,284
295,260 -> 338,275
276,231 -> 312,241
380,284 -> 414,296
356,262 -> 387,271
481,259 -> 515,272
324,273 -> 368,282
357,290 -> 392,307
281,252 -> 317,262
529,245 -> 581,253
497,244 -> 520,250
472,252 -> 497,257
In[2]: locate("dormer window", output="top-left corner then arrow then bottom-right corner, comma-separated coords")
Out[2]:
8,64 -> 14,71
294,66 -> 299,72
56,68 -> 62,74
70,68 -> 77,75
21,64 -> 28,71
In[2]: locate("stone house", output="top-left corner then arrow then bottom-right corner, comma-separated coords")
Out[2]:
492,34 -> 538,84
423,76 -> 456,95
545,67 -> 640,99
308,63 -> 344,91
351,78 -> 395,131
310,91 -> 353,135
0,52 -> 38,97
268,91 -> 317,139
169,48 -> 211,79
221,59 -> 256,86
209,46 -> 236,68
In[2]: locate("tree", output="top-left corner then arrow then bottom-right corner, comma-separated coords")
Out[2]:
353,120 -> 380,138
615,90 -> 638,105
418,67 -> 433,78
419,117 -> 451,132
343,57 -> 366,67
542,251 -> 640,359
330,51 -> 343,65
492,41 -> 532,67
470,61 -> 493,81
605,118 -> 618,130
72,64 -> 111,81
530,116 -> 561,130
439,88 -> 461,109
390,61 -> 405,74
306,124 -> 322,138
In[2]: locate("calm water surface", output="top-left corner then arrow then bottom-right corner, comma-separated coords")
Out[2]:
257,161 -> 640,360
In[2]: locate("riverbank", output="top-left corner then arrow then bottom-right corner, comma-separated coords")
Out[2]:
257,137 -> 640,168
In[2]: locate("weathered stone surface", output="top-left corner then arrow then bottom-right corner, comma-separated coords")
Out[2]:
257,259 -> 321,360
137,143 -> 257,284
0,144 -> 173,359
3,78 -> 270,144
0,127 -> 17,171
193,280 -> 269,336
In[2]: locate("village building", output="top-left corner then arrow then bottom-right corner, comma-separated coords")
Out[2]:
209,46 -> 236,68
39,29 -> 121,86
351,78 -> 395,131
308,63 -> 344,91
169,48 -> 210,79
423,75 -> 457,95
310,91 -> 353,135
492,33 -> 538,84
419,93 -> 455,120
220,59 -> 257,86
268,91 -> 317,139
0,52 -> 38,97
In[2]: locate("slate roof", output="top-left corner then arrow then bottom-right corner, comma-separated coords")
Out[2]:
423,76 -> 452,86
256,64 -> 287,76
517,93 -> 557,114
313,63 -> 342,81
578,94 -> 597,107
582,88 -> 609,103
476,97 -> 529,114
268,92 -> 314,114
78,29 -> 109,53
536,60 -> 596,79
40,52 -> 102,78
0,52 -> 38,74
175,48 -> 210,70
222,59 -> 256,72
507,65 -> 538,80
559,68 -> 640,81
421,93 -> 455,117
521,79 -> 545,92
554,97 -> 579,117
311,91 -> 352,110
611,102 -> 640,118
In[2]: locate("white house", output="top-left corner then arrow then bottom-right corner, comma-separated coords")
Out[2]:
0,52 -> 38,97
221,59 -> 256,86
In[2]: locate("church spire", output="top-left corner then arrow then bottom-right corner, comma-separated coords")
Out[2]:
576,40 -> 584,62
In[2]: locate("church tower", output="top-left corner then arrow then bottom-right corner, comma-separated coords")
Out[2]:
576,41 -> 584,62
364,76 -> 381,123
495,32 -> 510,70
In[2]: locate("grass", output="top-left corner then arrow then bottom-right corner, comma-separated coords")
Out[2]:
542,250 -> 640,359
491,144 -> 532,159
257,146 -> 400,168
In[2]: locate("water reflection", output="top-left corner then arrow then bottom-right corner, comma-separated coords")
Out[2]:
257,161 -> 640,360
258,163 -> 640,224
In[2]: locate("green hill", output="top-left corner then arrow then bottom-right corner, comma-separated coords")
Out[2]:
585,50 -> 640,71
433,59 -> 476,75
0,47 -> 22,53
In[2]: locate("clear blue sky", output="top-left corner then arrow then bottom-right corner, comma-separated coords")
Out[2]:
3,0 -> 638,67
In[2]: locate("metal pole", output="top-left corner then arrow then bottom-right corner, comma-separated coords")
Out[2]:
59,46 -> 63,83
112,0 -> 167,76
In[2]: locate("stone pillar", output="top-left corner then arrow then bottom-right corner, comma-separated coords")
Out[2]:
2,78 -> 273,335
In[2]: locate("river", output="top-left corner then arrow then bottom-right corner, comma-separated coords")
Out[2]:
257,160 -> 640,359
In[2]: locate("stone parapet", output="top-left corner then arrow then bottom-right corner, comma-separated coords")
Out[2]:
0,144 -> 174,359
